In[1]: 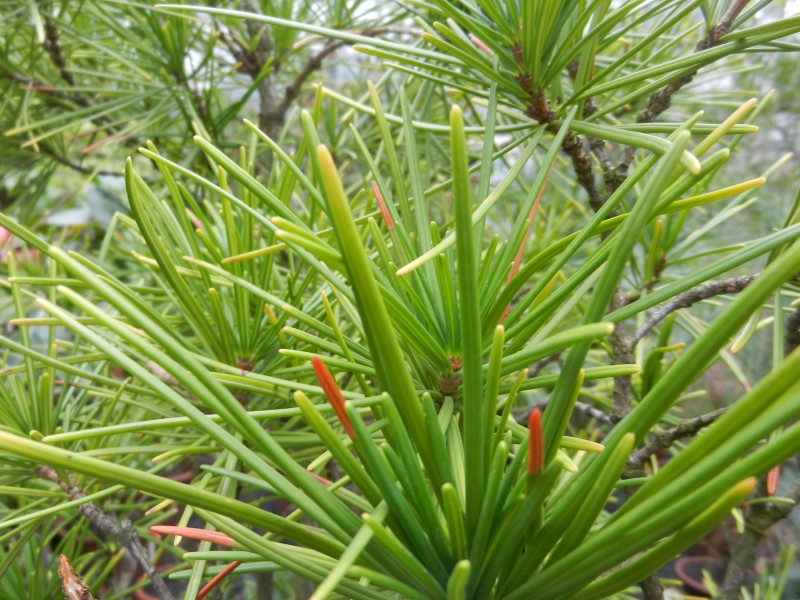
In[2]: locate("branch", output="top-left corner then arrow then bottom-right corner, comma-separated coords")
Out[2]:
719,479 -> 800,599
522,2 -> 754,444
517,398 -> 614,426
639,574 -> 666,600
584,98 -> 627,201
721,304 -> 800,593
583,3 -> 753,408
267,27 -> 405,129
616,0 -> 752,174
271,40 -> 345,121
637,0 -> 750,125
573,401 -> 615,425
631,275 -> 757,347
785,305 -> 800,355
58,554 -> 97,600
38,467 -> 175,600
242,0 -> 274,72
610,290 -> 635,420
563,131 -> 604,212
528,352 -> 562,378
510,353 -> 607,426
43,18 -> 76,86
2,73 -> 124,176
215,21 -> 271,80
524,92 -> 604,211
626,408 -> 727,473
39,144 -> 123,177
218,11 -> 402,144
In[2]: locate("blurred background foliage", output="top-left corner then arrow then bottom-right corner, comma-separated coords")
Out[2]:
0,0 -> 407,225
2,1 -> 800,598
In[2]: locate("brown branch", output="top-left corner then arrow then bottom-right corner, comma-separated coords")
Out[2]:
270,39 -> 346,123
525,93 -> 604,211
626,408 -> 727,473
215,20 -> 271,80
214,2 -> 280,140
39,144 -> 123,177
146,360 -> 182,388
584,98 -> 627,202
785,305 -> 800,355
718,305 -> 800,596
564,132 -> 604,212
615,0 -> 752,176
621,406 -> 726,600
517,399 -> 614,426
58,554 -> 97,600
527,2 -> 755,438
512,352 -> 616,425
37,467 -> 175,600
218,7 -> 403,148
528,352 -> 562,378
43,18 -> 76,86
630,274 -> 757,347
611,325 -> 635,419
610,290 -> 635,420
639,0 -> 750,124
719,479 -> 800,599
579,3 -> 753,405
639,574 -> 666,600
242,0 -> 275,69
3,69 -> 124,176
265,27 -> 403,135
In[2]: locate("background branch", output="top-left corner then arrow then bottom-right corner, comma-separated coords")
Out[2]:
719,479 -> 800,599
43,18 -> 76,87
785,305 -> 800,354
37,467 -> 175,600
615,0 -> 752,174
631,275 -> 757,348
626,408 -> 728,474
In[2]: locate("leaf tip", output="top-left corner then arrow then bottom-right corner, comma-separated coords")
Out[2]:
527,408 -> 544,477
371,181 -> 395,229
766,466 -> 780,496
312,356 -> 355,439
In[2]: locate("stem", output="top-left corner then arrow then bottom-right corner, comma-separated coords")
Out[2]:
39,467 -> 174,600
